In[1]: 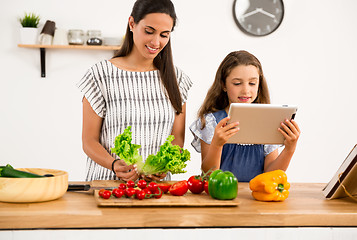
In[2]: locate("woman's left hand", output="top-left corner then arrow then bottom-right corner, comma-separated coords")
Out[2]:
141,172 -> 167,182
278,119 -> 301,151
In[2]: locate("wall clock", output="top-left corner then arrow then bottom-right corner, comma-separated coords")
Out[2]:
233,0 -> 284,36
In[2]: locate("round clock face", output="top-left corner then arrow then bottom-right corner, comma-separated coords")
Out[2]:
233,0 -> 284,36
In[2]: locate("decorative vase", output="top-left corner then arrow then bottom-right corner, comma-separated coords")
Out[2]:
19,27 -> 39,45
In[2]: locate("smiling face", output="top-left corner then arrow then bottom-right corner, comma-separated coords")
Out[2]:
224,64 -> 260,106
130,13 -> 173,61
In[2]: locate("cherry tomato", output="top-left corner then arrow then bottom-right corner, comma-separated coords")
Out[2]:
137,180 -> 147,189
102,190 -> 112,199
152,188 -> 163,199
157,182 -> 171,193
148,182 -> 158,192
143,188 -> 151,195
188,175 -> 204,194
112,188 -> 118,196
98,189 -> 106,197
204,180 -> 209,195
126,180 -> 135,188
112,188 -> 124,198
119,183 -> 127,190
136,190 -> 146,200
169,180 -> 188,196
124,188 -> 136,198
135,189 -> 141,196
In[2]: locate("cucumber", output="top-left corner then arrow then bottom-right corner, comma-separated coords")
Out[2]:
0,164 -> 46,178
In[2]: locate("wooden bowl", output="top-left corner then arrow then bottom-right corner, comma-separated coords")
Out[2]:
0,168 -> 68,203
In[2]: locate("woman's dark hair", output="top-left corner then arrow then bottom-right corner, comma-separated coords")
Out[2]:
113,0 -> 182,113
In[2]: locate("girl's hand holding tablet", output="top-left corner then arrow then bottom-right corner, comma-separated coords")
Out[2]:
211,117 -> 240,147
279,119 -> 301,152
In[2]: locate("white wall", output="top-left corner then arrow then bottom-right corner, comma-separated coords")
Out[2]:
1,0 -> 356,183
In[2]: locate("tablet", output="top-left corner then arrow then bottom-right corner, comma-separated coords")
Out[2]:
227,103 -> 298,144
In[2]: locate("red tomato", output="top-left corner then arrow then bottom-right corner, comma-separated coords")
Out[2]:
169,180 -> 188,196
112,188 -> 124,198
124,188 -> 136,198
119,183 -> 127,190
152,188 -> 163,199
112,188 -> 118,196
137,180 -> 147,189
98,189 -> 106,197
126,180 -> 135,188
188,175 -> 204,194
102,190 -> 112,199
143,188 -> 151,195
148,182 -> 158,192
204,181 -> 209,195
157,183 -> 171,193
135,189 -> 141,195
136,190 -> 146,200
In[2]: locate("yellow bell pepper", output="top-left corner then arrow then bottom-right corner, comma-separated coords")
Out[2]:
249,170 -> 290,202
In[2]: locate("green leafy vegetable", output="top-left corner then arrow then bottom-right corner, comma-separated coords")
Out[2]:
111,126 -> 142,165
139,135 -> 191,175
111,126 -> 191,175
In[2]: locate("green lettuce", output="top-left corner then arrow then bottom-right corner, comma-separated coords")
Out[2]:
111,126 -> 190,175
111,126 -> 142,165
140,135 -> 191,175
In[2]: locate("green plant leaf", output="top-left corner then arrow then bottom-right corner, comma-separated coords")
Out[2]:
20,13 -> 40,28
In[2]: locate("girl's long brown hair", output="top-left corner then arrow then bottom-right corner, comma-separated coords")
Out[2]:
113,0 -> 182,114
198,50 -> 271,128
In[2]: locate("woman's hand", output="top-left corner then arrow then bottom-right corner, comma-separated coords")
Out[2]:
113,159 -> 139,182
278,119 -> 301,152
211,117 -> 239,147
141,173 -> 167,182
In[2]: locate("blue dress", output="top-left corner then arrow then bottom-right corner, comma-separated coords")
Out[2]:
189,110 -> 279,182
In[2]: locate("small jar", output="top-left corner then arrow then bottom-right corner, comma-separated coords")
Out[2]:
86,30 -> 102,46
68,29 -> 85,45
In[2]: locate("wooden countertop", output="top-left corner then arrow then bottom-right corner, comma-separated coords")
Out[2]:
0,182 -> 356,229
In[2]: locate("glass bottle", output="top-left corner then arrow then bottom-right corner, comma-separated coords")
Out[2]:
86,30 -> 102,46
68,29 -> 85,45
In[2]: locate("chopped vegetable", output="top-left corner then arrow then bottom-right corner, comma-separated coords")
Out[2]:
111,126 -> 142,166
249,170 -> 290,202
157,182 -> 171,193
169,180 -> 188,196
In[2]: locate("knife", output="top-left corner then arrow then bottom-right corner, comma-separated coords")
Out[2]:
67,184 -> 117,191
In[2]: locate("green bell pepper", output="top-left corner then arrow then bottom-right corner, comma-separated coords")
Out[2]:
208,169 -> 238,200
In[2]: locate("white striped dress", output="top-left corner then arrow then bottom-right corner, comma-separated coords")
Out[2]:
77,60 -> 193,181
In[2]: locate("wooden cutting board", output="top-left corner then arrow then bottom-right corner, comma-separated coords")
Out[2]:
92,180 -> 239,207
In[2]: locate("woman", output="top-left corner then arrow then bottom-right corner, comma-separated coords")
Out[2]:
77,0 -> 192,182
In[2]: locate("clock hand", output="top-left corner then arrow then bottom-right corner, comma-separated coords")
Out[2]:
257,8 -> 276,19
241,8 -> 260,19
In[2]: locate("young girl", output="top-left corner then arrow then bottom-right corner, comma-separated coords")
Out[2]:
190,50 -> 300,182
77,0 -> 192,182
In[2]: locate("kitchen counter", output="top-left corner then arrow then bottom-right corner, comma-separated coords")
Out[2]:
0,182 -> 356,229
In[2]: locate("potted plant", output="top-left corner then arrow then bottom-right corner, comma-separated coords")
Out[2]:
19,13 -> 40,44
